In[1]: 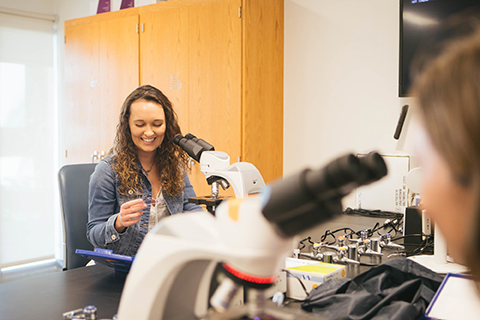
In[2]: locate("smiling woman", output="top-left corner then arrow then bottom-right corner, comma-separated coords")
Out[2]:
86,85 -> 203,257
129,99 -> 167,158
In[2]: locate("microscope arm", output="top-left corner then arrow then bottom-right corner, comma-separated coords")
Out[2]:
199,151 -> 266,198
175,134 -> 266,199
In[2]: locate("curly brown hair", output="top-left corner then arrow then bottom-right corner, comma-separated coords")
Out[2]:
112,85 -> 188,196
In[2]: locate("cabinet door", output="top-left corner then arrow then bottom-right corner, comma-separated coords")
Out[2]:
64,21 -> 101,164
242,0 -> 284,184
99,15 -> 140,154
187,0 -> 242,197
140,7 -> 189,132
63,15 -> 139,164
140,0 -> 242,198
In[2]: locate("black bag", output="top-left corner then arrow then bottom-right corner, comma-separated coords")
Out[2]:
301,258 -> 445,320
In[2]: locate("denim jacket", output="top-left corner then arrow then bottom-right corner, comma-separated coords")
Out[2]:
87,155 -> 202,256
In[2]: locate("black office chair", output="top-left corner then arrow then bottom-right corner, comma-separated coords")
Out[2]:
58,163 -> 97,270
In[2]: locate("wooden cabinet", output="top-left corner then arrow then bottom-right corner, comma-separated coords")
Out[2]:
63,0 -> 283,197
138,0 -> 243,196
139,5 -> 189,131
63,12 -> 139,163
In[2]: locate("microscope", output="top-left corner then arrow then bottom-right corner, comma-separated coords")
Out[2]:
117,152 -> 387,320
174,134 -> 266,213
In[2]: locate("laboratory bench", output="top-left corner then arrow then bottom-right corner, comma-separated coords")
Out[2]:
0,264 -> 125,319
0,256 -> 436,320
0,263 -> 319,320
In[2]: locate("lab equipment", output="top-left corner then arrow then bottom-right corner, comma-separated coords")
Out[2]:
393,104 -> 409,140
142,198 -> 163,207
84,305 -> 97,320
63,308 -> 84,320
294,217 -> 406,273
404,166 -> 467,273
63,305 -> 97,320
285,257 -> 346,300
75,248 -> 134,273
174,133 -> 266,199
116,151 -> 387,319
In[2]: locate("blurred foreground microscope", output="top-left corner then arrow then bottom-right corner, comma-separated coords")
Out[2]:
116,151 -> 388,320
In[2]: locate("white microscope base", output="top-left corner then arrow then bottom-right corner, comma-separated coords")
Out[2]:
408,255 -> 468,274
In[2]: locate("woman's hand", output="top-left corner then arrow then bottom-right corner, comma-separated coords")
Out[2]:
115,199 -> 147,233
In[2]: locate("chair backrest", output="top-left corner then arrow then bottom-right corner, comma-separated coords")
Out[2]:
58,163 -> 97,270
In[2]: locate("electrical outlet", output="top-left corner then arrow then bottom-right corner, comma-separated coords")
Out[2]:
422,209 -> 431,237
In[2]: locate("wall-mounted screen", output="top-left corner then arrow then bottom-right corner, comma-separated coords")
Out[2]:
399,0 -> 480,97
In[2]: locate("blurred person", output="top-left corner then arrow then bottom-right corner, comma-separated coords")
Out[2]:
412,13 -> 480,284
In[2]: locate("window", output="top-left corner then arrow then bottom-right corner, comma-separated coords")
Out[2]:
0,12 -> 55,267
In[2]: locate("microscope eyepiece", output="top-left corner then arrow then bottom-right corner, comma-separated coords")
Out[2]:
185,133 -> 215,151
262,152 -> 387,238
173,134 -> 183,145
357,152 -> 388,184
173,134 -> 205,162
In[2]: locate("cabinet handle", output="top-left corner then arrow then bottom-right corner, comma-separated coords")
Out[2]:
91,151 -> 99,163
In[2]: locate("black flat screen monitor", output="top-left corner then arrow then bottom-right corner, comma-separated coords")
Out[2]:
399,0 -> 480,97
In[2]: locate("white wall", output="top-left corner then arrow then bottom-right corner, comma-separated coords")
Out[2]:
284,0 -> 416,207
